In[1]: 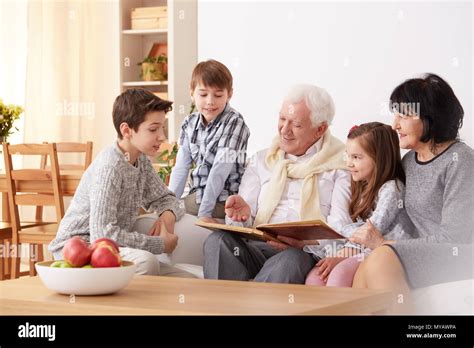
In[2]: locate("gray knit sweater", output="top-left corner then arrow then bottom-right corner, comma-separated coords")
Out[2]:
389,141 -> 474,288
48,142 -> 185,255
396,141 -> 473,246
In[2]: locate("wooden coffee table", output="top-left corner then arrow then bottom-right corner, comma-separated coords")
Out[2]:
0,275 -> 393,315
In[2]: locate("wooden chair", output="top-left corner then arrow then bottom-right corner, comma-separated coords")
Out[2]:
40,141 -> 93,170
0,151 -> 52,280
3,143 -> 65,279
35,141 -> 92,221
0,220 -> 47,280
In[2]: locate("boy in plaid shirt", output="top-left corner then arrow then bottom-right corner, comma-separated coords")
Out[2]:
169,60 -> 250,223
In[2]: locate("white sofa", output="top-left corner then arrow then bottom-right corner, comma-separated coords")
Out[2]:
133,213 -> 211,279
133,213 -> 473,315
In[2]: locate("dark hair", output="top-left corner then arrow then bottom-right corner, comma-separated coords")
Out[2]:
389,73 -> 464,146
190,59 -> 233,92
112,89 -> 172,139
347,122 -> 405,221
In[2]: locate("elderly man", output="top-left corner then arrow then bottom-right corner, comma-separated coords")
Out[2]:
203,84 -> 353,284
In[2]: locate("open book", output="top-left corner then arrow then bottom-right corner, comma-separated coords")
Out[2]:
195,219 -> 346,244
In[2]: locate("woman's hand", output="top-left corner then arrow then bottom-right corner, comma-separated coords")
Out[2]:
349,219 -> 385,249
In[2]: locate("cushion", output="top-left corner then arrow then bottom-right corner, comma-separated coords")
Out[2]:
411,279 -> 473,314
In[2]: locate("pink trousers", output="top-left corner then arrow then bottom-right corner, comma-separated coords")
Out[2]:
305,256 -> 362,287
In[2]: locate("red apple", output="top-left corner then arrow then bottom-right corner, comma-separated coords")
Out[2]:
92,238 -> 120,253
91,244 -> 121,268
62,237 -> 92,267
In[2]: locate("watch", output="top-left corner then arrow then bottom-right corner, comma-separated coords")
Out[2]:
159,209 -> 175,218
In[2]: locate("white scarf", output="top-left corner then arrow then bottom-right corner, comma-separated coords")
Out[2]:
254,130 -> 347,226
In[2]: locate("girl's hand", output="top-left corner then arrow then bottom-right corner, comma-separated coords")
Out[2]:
349,219 -> 385,249
316,257 -> 346,282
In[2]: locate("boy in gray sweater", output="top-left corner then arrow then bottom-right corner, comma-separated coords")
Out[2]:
49,89 -> 188,276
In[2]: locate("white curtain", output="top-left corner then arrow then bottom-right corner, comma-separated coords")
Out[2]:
1,0 -> 121,224
24,0 -> 120,161
0,0 -> 28,149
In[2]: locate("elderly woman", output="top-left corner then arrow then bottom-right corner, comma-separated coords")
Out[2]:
350,73 -> 474,312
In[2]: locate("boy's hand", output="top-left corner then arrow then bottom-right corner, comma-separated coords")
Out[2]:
159,210 -> 176,234
316,257 -> 346,282
148,211 -> 176,236
148,218 -> 162,236
198,216 -> 219,224
225,195 -> 251,222
160,224 -> 179,254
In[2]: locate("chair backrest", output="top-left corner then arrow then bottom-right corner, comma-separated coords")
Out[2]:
3,143 -> 65,226
40,141 -> 93,170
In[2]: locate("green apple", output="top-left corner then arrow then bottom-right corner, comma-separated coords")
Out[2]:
51,260 -> 72,268
82,264 -> 93,268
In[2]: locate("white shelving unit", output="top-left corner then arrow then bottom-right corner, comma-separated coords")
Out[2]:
122,28 -> 168,35
119,0 -> 197,142
122,81 -> 168,87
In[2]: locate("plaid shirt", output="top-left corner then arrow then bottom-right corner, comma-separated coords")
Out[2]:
172,103 -> 250,215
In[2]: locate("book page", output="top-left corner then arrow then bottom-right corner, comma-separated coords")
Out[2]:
256,220 -> 346,240
194,220 -> 281,243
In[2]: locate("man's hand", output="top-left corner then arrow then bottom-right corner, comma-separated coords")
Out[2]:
316,257 -> 346,282
349,219 -> 384,250
267,235 -> 319,251
160,224 -> 179,254
198,216 -> 219,224
225,195 -> 251,222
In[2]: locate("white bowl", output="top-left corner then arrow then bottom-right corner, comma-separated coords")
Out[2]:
35,260 -> 137,295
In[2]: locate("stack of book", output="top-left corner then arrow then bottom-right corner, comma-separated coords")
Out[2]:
131,6 -> 168,30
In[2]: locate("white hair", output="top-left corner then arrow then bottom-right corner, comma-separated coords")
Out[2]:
284,84 -> 335,126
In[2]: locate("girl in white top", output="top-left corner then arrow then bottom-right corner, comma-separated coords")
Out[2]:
305,122 -> 415,287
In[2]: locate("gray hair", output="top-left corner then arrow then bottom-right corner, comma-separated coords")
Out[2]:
284,84 -> 335,126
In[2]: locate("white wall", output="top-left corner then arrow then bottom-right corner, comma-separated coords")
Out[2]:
198,0 -> 473,156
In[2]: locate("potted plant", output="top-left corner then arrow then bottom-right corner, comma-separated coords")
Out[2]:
0,98 -> 23,143
155,143 -> 178,185
138,54 -> 168,81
